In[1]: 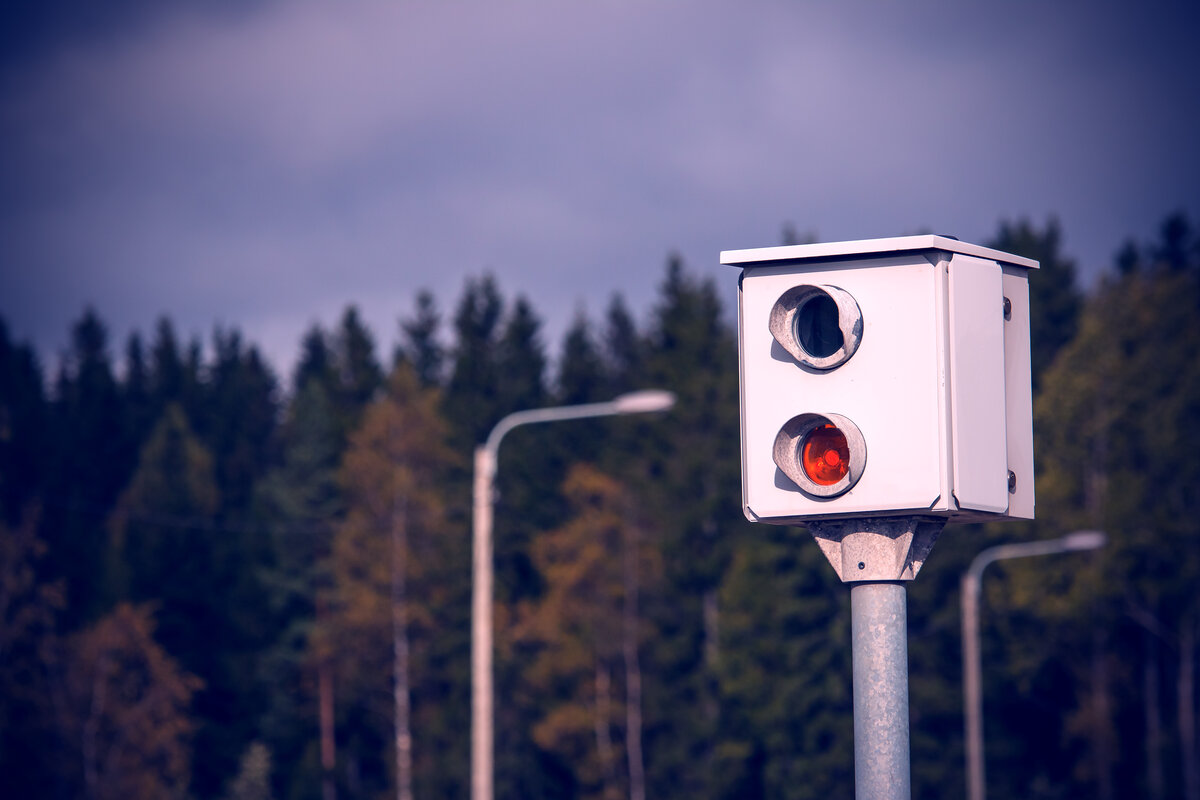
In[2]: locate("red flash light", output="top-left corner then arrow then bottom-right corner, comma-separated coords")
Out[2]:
801,424 -> 851,486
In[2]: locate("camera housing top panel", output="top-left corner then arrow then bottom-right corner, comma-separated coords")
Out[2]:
723,235 -> 1037,525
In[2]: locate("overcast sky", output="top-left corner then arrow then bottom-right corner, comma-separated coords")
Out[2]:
2,0 -> 1197,384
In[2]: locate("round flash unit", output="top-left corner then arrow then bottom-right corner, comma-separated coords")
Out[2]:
769,284 -> 863,370
773,413 -> 866,498
801,424 -> 850,485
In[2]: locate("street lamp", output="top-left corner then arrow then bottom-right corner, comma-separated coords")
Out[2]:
471,390 -> 676,800
961,530 -> 1106,800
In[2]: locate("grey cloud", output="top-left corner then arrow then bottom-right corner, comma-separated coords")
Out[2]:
1,0 -> 1197,377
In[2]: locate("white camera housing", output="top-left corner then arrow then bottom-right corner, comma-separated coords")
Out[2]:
724,235 -> 1036,524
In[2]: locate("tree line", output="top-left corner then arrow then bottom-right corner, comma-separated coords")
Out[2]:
0,213 -> 1197,800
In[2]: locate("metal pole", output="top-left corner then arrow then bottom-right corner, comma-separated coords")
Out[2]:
961,570 -> 985,800
852,581 -> 911,800
471,446 -> 495,800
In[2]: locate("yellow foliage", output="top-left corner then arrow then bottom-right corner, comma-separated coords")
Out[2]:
515,463 -> 658,800
59,603 -> 200,800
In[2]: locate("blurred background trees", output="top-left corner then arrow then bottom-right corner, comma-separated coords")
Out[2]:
0,211 -> 1196,799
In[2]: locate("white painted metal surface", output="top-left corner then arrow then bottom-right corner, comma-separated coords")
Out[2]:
738,255 -> 944,521
1000,266 -> 1035,519
727,236 -> 1037,523
948,254 -> 1009,514
721,234 -> 1039,271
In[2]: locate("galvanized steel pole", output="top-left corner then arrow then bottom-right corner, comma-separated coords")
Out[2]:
851,581 -> 912,800
961,567 -> 985,800
471,446 -> 495,800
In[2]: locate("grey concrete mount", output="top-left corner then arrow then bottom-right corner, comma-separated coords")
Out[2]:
807,516 -> 946,582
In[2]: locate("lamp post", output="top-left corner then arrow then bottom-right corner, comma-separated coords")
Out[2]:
471,390 -> 676,800
961,530 -> 1106,800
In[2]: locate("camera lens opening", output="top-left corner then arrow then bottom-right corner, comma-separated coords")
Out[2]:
794,292 -> 844,359
768,284 -> 862,370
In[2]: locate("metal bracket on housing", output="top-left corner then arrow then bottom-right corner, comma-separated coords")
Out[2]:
807,516 -> 946,582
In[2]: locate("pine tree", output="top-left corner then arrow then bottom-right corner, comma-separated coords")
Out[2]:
203,328 -> 279,516
332,306 -> 384,427
149,317 -> 205,423
490,292 -> 554,599
0,319 -> 48,524
104,403 -> 243,796
120,331 -> 154,465
293,324 -> 338,398
394,290 -> 444,388
716,529 -> 852,800
106,404 -> 219,616
1152,211 -> 1195,272
292,310 -> 385,446
47,309 -> 127,628
496,296 -> 548,414
553,311 -> 610,467
638,253 -> 747,799
254,378 -> 344,800
602,294 -> 643,396
445,274 -> 505,450
557,310 -> 606,406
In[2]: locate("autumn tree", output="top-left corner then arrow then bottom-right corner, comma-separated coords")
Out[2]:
0,511 -> 64,796
52,603 -> 200,800
516,464 -> 658,800
329,364 -> 456,800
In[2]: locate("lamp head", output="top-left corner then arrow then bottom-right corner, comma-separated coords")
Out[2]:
1062,530 -> 1106,551
613,390 -> 676,414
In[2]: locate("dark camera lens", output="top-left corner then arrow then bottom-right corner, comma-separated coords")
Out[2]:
794,292 -> 843,358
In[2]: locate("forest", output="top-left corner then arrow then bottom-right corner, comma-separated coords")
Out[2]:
0,214 -> 1198,800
